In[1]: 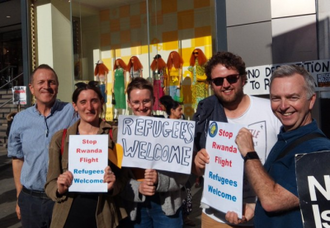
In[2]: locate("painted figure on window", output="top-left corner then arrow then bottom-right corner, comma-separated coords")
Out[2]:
188,48 -> 208,109
166,51 -> 183,102
127,56 -> 143,80
150,54 -> 166,110
113,58 -> 127,118
94,60 -> 108,104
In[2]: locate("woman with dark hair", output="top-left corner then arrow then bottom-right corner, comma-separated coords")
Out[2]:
120,77 -> 188,228
45,82 -> 127,228
159,95 -> 183,119
188,48 -> 208,109
127,56 -> 143,80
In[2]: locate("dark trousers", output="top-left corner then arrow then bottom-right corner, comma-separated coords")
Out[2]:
18,188 -> 54,228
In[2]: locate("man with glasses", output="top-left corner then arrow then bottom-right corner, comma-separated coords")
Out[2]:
8,64 -> 78,228
193,51 -> 281,227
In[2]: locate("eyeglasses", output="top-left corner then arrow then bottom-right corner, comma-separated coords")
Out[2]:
211,74 -> 240,86
193,52 -> 199,55
130,99 -> 152,108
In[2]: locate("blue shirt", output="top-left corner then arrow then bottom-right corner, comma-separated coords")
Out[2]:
8,100 -> 78,191
254,120 -> 330,228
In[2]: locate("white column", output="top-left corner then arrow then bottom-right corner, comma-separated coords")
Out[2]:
36,1 -> 74,102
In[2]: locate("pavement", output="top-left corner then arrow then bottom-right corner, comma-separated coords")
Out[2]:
0,147 -> 203,228
184,176 -> 203,228
0,147 -> 22,228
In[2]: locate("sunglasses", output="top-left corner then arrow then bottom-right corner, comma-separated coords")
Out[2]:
75,81 -> 99,88
211,74 -> 240,86
193,52 -> 199,54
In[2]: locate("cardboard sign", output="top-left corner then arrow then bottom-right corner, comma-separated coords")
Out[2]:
68,135 -> 108,192
201,122 -> 245,218
116,115 -> 195,174
295,150 -> 330,228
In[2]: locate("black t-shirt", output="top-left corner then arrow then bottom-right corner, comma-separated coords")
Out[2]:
64,193 -> 98,228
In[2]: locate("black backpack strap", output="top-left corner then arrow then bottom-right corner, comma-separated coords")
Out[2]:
275,132 -> 325,161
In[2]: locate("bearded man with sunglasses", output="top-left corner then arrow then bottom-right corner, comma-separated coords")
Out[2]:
192,51 -> 281,228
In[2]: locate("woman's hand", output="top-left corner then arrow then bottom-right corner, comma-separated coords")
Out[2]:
57,171 -> 73,195
103,166 -> 116,191
138,179 -> 156,196
144,169 -> 158,185
138,169 -> 157,196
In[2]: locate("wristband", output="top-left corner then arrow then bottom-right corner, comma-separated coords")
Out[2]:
244,151 -> 259,162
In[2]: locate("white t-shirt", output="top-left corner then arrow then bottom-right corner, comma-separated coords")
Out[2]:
202,95 -> 282,226
228,95 -> 281,164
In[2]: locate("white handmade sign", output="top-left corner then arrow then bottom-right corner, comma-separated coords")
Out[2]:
117,115 -> 195,174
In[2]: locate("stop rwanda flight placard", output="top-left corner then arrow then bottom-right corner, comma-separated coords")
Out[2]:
68,134 -> 108,192
201,122 -> 244,218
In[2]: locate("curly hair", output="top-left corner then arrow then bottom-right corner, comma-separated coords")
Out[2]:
167,51 -> 184,69
189,48 -> 207,67
127,56 -> 143,72
205,51 -> 246,81
113,58 -> 127,70
94,61 -> 109,76
150,56 -> 166,71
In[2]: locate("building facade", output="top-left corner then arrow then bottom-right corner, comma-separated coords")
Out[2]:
15,0 -> 330,134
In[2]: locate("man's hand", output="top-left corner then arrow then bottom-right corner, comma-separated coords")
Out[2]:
235,128 -> 255,157
103,166 -> 116,190
12,158 -> 23,220
225,203 -> 255,224
57,171 -> 73,195
15,203 -> 21,220
194,149 -> 210,176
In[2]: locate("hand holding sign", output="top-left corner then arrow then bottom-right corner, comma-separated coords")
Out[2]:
235,128 -> 255,157
139,178 -> 156,196
194,148 -> 210,176
57,171 -> 73,195
103,166 -> 116,191
225,203 -> 255,224
144,169 -> 158,185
